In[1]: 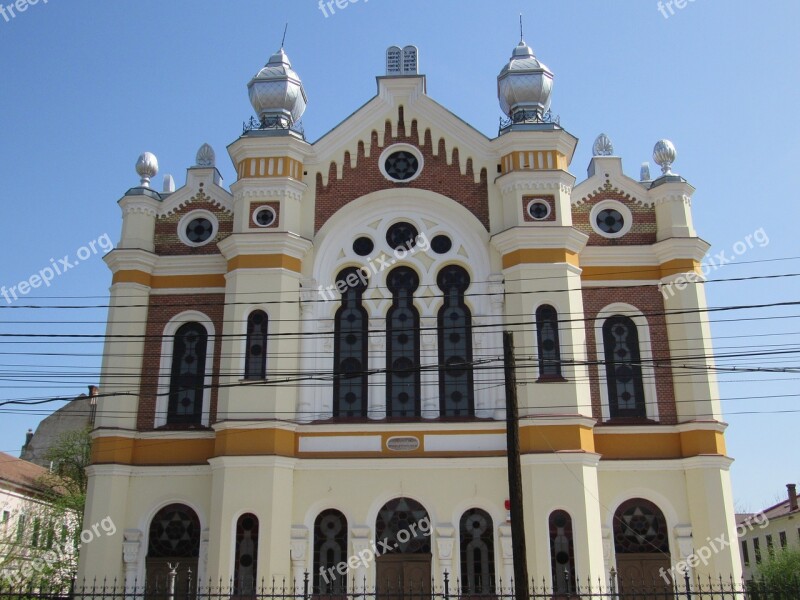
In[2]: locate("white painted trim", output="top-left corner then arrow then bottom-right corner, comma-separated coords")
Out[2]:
423,434 -> 505,452
177,210 -> 219,248
298,435 -> 383,453
589,200 -> 633,239
378,143 -> 425,183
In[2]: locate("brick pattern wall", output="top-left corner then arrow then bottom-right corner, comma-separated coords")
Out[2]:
572,183 -> 656,246
136,294 -> 225,430
248,201 -> 281,229
314,107 -> 490,233
522,194 -> 557,223
154,190 -> 233,256
582,286 -> 677,425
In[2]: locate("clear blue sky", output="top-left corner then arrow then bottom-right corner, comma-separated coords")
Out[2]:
0,0 -> 798,512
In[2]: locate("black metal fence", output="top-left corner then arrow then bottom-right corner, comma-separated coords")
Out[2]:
2,571 -> 799,600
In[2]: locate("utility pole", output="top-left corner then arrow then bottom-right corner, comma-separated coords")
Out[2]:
504,331 -> 529,600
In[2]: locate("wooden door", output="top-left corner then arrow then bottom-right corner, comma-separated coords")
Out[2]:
616,554 -> 673,596
376,554 -> 432,600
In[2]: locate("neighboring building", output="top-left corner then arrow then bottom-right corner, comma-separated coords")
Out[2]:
21,386 -> 98,468
78,38 -> 741,595
0,453 -> 55,578
737,484 -> 800,580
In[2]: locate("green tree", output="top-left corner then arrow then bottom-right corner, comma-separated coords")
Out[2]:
755,547 -> 800,587
0,427 -> 91,591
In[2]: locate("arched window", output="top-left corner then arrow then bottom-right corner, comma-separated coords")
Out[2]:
146,504 -> 200,593
387,267 -> 421,418
437,266 -> 474,417
313,510 -> 348,594
536,305 -> 562,379
333,268 -> 369,418
459,509 -> 495,594
603,315 -> 647,419
244,311 -> 268,380
234,514 -> 259,595
548,510 -> 576,594
168,323 -> 208,425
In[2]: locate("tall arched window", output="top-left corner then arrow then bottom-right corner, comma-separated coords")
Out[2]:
548,510 -> 576,594
603,315 -> 647,419
146,504 -> 200,593
459,509 -> 495,594
437,266 -> 474,417
536,305 -> 562,379
234,514 -> 259,595
333,268 -> 369,418
313,509 -> 348,594
244,311 -> 268,380
168,323 -> 208,425
387,267 -> 421,418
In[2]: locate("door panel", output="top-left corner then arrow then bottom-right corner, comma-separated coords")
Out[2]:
616,554 -> 673,597
376,554 -> 431,600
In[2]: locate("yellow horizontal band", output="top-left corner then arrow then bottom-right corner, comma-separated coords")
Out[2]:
227,254 -> 303,273
112,270 -> 226,289
502,249 -> 580,269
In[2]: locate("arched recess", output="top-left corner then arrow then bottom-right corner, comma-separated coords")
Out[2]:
156,311 -> 216,428
459,508 -> 496,594
313,509 -> 348,594
594,303 -> 659,422
375,497 -> 432,594
234,513 -> 259,595
548,510 -> 576,594
145,503 -> 201,595
612,498 -> 672,594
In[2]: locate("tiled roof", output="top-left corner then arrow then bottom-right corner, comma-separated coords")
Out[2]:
0,452 -> 48,492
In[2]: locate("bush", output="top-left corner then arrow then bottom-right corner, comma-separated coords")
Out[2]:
755,548 -> 800,586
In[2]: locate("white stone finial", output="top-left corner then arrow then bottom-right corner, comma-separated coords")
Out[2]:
592,133 -> 614,157
640,162 -> 652,182
195,143 -> 216,168
163,174 -> 175,193
653,139 -> 677,175
135,152 -> 158,188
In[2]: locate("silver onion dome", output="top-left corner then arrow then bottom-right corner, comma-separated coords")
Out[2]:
653,139 -> 677,175
135,152 -> 158,188
248,48 -> 307,128
497,40 -> 554,120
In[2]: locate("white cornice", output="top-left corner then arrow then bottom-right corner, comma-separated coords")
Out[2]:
231,178 -> 307,202
497,170 -> 575,195
521,453 -> 601,467
491,128 -> 579,164
159,181 -> 234,217
490,226 -> 589,255
647,179 -> 697,206
227,134 -> 314,167
652,237 -> 711,263
573,166 -> 650,206
103,249 -> 158,273
119,195 -> 160,217
597,456 -> 733,471
217,231 -> 313,260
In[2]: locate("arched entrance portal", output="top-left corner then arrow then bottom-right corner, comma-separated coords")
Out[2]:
375,497 -> 432,597
146,504 -> 200,596
613,498 -> 672,595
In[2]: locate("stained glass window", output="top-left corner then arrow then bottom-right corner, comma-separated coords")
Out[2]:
234,514 -> 259,595
613,499 -> 669,554
313,510 -> 348,594
168,323 -> 208,425
603,315 -> 646,419
437,266 -> 474,417
459,509 -> 495,594
387,268 -> 421,418
536,305 -> 562,378
549,511 -> 576,594
333,268 -> 369,418
244,311 -> 268,380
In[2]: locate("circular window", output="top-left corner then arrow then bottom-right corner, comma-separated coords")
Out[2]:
589,201 -> 633,239
431,234 -> 452,254
353,237 -> 375,257
178,211 -> 219,247
379,144 -> 424,183
253,206 -> 276,227
386,222 -> 419,251
527,199 -> 551,221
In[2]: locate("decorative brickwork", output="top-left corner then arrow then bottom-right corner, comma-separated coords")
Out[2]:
248,201 -> 281,229
136,294 -> 225,430
582,286 -> 677,425
572,181 -> 656,246
315,107 -> 489,233
154,191 -> 233,256
522,194 -> 557,223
